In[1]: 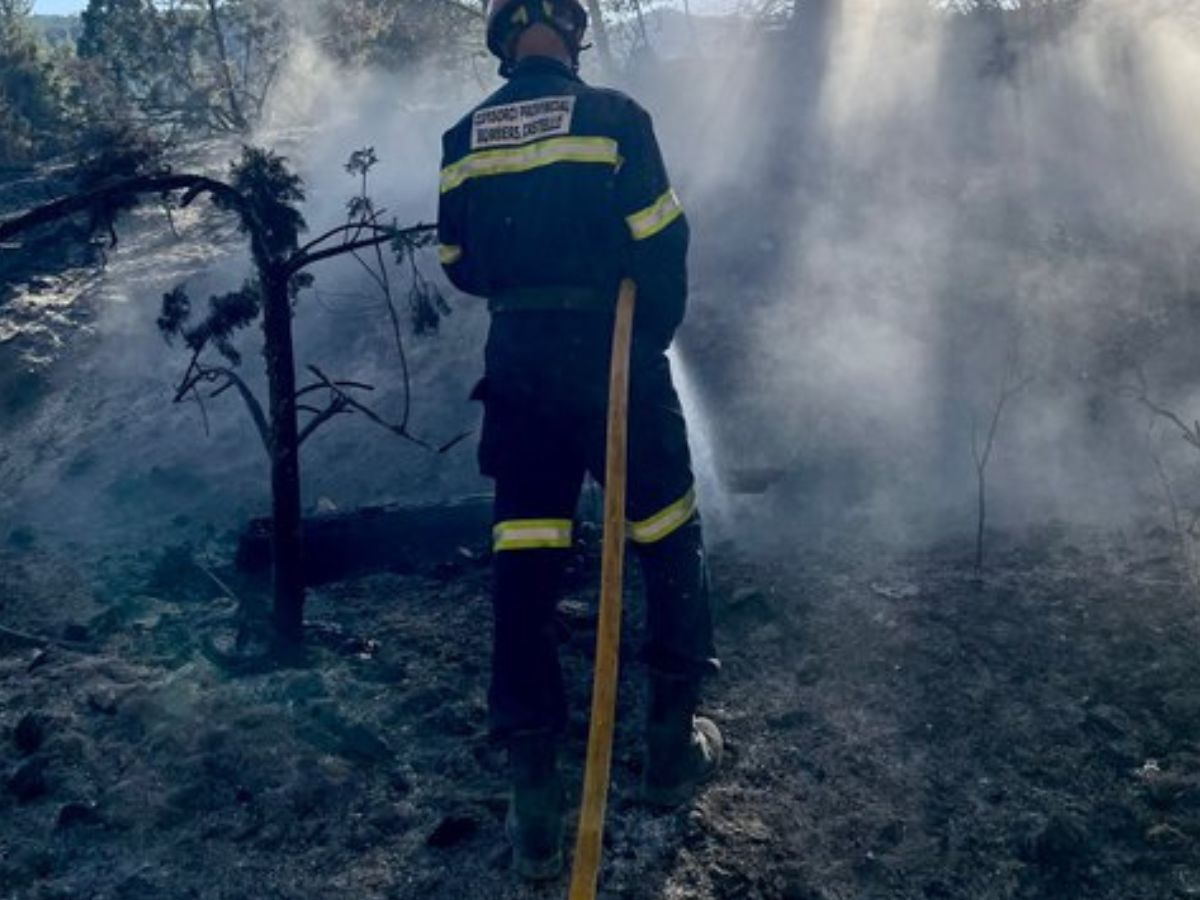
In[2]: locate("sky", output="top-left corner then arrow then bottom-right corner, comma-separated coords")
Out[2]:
33,0 -> 85,14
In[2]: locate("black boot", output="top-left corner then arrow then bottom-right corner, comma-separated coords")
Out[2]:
641,671 -> 723,808
505,731 -> 564,880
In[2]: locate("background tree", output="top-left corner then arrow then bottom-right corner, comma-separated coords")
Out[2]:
77,0 -> 287,134
0,0 -> 72,166
315,0 -> 480,73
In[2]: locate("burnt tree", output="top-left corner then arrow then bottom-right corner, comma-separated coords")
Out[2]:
0,146 -> 438,642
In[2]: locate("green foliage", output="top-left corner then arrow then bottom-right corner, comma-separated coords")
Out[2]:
344,147 -> 378,178
344,146 -> 379,222
4,0 -> 484,160
29,14 -> 81,47
409,273 -> 451,336
157,284 -> 192,338
224,145 -> 307,261
391,230 -> 449,336
194,282 -> 261,364
318,0 -> 480,72
156,147 -> 308,367
77,0 -> 156,67
0,1 -> 71,165
158,279 -> 262,365
77,0 -> 287,134
72,122 -> 166,243
74,122 -> 164,189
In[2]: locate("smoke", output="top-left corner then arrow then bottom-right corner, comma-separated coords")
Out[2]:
0,19 -> 498,555
5,0 -> 1200,560
633,0 -> 1200,546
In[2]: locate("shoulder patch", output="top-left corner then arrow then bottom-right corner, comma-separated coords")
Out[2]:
471,96 -> 577,150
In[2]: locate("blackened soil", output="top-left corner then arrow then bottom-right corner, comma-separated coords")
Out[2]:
2,524 -> 1199,899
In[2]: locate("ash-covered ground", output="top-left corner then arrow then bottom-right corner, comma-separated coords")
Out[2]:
2,521 -> 1199,900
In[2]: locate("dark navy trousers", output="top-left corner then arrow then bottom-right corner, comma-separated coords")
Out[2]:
476,310 -> 718,738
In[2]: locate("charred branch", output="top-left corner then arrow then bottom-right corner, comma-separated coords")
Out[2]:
295,379 -> 378,446
288,221 -> 435,275
306,365 -> 432,451
0,173 -> 245,244
174,358 -> 270,453
297,397 -> 352,446
1119,367 -> 1200,453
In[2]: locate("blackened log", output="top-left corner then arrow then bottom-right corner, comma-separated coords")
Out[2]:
236,496 -> 495,586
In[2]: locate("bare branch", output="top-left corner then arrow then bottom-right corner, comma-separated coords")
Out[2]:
298,397 -> 351,445
295,379 -> 373,401
975,366 -> 1035,476
1119,375 -> 1200,451
174,363 -> 270,453
972,343 -> 1034,574
294,213 -> 397,260
306,365 -> 432,450
294,221 -> 384,258
287,222 -> 435,276
352,239 -> 412,430
195,559 -> 243,605
190,385 -> 212,436
437,430 -> 474,455
0,623 -> 97,653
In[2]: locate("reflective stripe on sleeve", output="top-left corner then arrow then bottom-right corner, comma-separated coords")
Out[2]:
439,244 -> 463,265
493,518 -> 574,551
628,486 -> 697,544
626,188 -> 684,241
440,136 -> 620,194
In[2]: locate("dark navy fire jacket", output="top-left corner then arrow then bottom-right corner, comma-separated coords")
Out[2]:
437,55 -> 689,350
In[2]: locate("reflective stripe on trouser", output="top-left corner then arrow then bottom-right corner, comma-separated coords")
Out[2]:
629,486 -> 697,544
493,518 -> 572,552
489,504 -> 716,737
494,492 -> 696,550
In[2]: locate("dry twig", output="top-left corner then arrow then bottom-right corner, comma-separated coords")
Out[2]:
972,345 -> 1034,574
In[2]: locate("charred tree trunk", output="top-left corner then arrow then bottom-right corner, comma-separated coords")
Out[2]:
0,161 -> 438,648
261,267 -> 305,641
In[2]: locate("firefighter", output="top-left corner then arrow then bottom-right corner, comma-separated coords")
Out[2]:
437,0 -> 722,879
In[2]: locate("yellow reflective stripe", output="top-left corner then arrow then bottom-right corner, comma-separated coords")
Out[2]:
626,188 -> 684,241
440,136 -> 620,194
628,486 -> 697,544
494,518 -> 573,551
439,244 -> 463,265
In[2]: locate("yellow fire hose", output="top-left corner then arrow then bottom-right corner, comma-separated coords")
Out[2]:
568,278 -> 637,900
